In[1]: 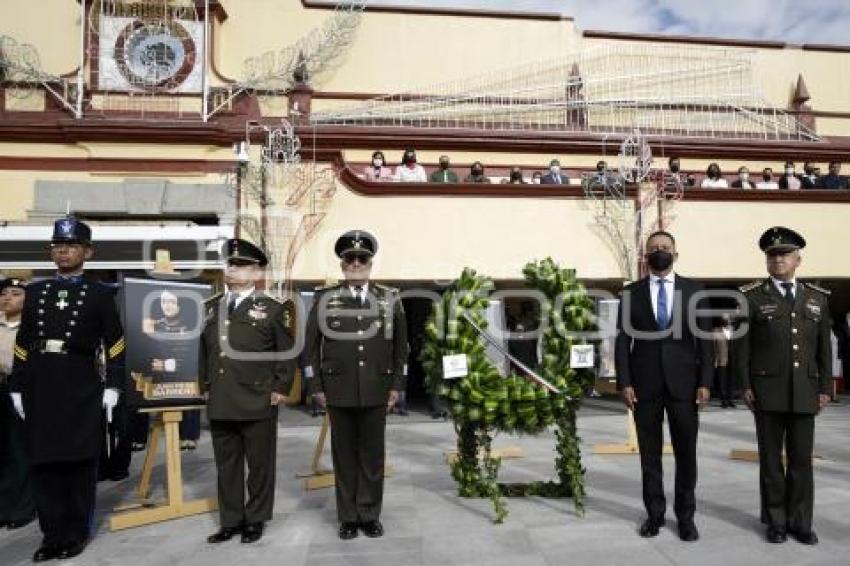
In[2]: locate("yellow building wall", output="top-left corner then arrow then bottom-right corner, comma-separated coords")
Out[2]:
287,181 -> 850,283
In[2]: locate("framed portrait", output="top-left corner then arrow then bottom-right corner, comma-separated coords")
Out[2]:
121,276 -> 211,408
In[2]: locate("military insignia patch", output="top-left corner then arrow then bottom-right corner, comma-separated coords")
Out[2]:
759,304 -> 778,315
248,308 -> 268,320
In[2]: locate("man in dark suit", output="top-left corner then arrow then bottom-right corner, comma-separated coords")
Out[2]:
539,159 -> 569,185
9,217 -> 125,561
615,230 -> 712,541
304,230 -> 409,540
735,227 -> 831,545
200,238 -> 295,545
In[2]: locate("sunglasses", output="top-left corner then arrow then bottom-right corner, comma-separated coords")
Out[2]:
343,253 -> 372,265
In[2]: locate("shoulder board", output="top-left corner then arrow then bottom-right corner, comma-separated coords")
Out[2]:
257,293 -> 291,306
738,280 -> 762,293
374,283 -> 399,294
313,284 -> 340,293
204,292 -> 223,303
803,282 -> 831,296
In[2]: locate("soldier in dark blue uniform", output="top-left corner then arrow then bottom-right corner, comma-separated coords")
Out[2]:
736,227 -> 832,545
9,217 -> 125,562
304,230 -> 409,540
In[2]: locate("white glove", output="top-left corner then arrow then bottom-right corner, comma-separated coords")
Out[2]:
10,392 -> 24,420
103,388 -> 119,423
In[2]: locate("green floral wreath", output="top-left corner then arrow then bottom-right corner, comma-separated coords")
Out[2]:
420,259 -> 596,522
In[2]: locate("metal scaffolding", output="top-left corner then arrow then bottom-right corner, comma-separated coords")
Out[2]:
311,43 -> 819,142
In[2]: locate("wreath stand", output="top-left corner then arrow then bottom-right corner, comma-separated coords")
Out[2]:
593,410 -> 673,455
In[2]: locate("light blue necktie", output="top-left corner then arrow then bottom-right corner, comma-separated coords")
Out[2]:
656,279 -> 669,329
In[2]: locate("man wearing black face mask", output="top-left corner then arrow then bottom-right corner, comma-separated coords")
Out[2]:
463,161 -> 491,183
615,231 -> 712,542
800,162 -> 819,190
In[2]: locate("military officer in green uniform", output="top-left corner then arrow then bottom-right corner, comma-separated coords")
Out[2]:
736,226 -> 832,545
200,238 -> 295,545
304,230 -> 409,540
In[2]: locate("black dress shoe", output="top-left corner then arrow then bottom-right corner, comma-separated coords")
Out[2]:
790,530 -> 818,545
207,525 -> 242,543
57,539 -> 87,560
338,522 -> 359,540
33,543 -> 60,562
639,518 -> 664,538
678,522 -> 699,542
766,526 -> 787,543
241,522 -> 264,544
6,515 -> 36,529
361,519 -> 384,538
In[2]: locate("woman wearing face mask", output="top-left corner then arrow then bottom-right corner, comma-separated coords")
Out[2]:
700,162 -> 728,188
508,167 -> 525,184
363,151 -> 393,182
730,166 -> 755,189
394,148 -> 428,182
464,161 -> 491,183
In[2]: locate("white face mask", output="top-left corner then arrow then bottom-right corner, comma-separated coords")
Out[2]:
550,166 -> 561,175
786,168 -> 794,175
372,158 -> 383,167
740,172 -> 749,181
533,177 -> 541,184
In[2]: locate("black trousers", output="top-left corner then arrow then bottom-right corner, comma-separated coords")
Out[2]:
30,460 -> 97,545
715,365 -> 733,401
755,411 -> 815,533
210,418 -> 277,528
634,394 -> 699,523
327,405 -> 387,523
0,386 -> 36,522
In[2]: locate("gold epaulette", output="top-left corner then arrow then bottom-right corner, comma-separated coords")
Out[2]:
738,280 -> 762,293
803,282 -> 831,296
374,283 -> 399,294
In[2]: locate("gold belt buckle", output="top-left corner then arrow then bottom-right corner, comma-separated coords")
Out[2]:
44,339 -> 65,354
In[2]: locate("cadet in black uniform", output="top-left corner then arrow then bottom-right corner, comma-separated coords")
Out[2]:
200,238 -> 295,545
304,230 -> 409,540
0,277 -> 36,530
9,217 -> 125,561
736,226 -> 832,545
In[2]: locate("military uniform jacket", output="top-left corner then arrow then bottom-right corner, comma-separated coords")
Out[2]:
9,275 -> 125,464
305,284 -> 409,407
735,279 -> 832,414
199,292 -> 295,421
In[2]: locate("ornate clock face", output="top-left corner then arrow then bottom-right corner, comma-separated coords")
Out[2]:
114,21 -> 196,91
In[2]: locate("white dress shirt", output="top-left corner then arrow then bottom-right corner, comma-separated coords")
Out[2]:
348,282 -> 369,304
771,277 -> 797,299
225,287 -> 254,310
649,272 -> 676,322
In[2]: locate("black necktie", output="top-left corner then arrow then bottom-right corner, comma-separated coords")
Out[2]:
227,294 -> 238,315
353,285 -> 364,306
781,282 -> 794,305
